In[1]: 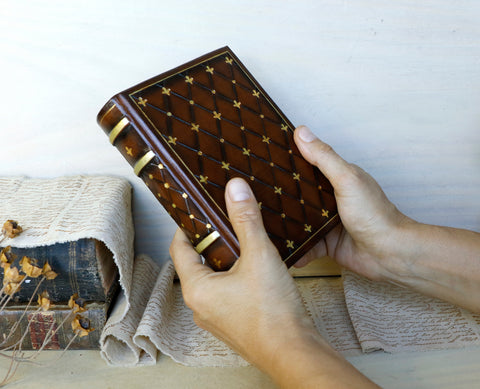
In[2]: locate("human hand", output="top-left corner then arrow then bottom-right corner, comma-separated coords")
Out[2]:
170,177 -> 377,387
293,125 -> 410,281
169,177 -> 316,368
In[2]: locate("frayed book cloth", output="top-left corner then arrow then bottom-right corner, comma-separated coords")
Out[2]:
2,176 -> 479,367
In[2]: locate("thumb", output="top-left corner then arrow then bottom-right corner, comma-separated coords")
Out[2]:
294,125 -> 351,189
225,178 -> 273,255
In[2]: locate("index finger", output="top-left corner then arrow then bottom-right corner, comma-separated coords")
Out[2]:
169,228 -> 213,283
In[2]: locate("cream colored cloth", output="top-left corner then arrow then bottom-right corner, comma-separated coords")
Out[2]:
0,176 -> 135,365
343,270 -> 480,353
2,176 -> 479,367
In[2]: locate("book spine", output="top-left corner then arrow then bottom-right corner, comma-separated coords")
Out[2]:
97,98 -> 238,270
0,303 -> 106,350
1,239 -> 118,303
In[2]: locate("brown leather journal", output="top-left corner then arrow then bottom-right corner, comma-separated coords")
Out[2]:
97,47 -> 339,270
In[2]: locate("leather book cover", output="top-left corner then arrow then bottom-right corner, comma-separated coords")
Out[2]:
2,239 -> 118,304
97,47 -> 339,270
0,302 -> 107,350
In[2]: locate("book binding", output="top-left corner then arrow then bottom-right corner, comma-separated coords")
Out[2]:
97,47 -> 339,270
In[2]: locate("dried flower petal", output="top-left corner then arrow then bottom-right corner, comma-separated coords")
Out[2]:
3,282 -> 21,295
68,293 -> 86,313
42,262 -> 58,280
3,266 -> 25,284
0,246 -> 17,268
37,291 -> 53,311
2,220 -> 23,239
20,256 -> 43,278
71,315 -> 94,337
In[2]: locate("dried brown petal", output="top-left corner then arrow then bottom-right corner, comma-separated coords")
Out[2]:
68,293 -> 86,313
0,246 -> 17,268
3,266 -> 25,284
3,282 -> 21,295
20,256 -> 43,278
71,315 -> 94,337
37,291 -> 53,311
42,262 -> 58,280
2,220 -> 23,239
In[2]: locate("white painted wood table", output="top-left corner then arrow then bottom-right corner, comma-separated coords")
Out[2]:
0,1 -> 479,387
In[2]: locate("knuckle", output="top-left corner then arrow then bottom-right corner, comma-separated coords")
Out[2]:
315,141 -> 335,156
232,206 -> 260,225
182,284 -> 204,311
338,163 -> 364,185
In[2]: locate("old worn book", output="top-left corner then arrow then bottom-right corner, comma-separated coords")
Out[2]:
97,47 -> 339,270
1,239 -> 118,304
0,302 -> 107,350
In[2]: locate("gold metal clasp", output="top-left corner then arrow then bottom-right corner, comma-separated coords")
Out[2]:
109,117 -> 130,144
195,231 -> 220,254
133,150 -> 155,176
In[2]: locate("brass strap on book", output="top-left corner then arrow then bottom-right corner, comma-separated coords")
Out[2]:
195,231 -> 220,254
134,150 -> 155,176
109,117 -> 130,144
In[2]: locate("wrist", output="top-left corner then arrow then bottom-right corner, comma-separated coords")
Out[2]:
374,215 -> 423,283
255,318 -> 377,388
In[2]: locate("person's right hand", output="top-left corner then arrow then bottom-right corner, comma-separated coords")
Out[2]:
293,125 -> 411,281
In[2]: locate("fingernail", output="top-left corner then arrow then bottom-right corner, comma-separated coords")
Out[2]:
297,126 -> 317,143
228,179 -> 251,202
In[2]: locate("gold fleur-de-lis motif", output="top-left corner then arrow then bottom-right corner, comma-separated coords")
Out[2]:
304,224 -> 312,232
262,136 -> 270,144
162,87 -> 171,95
164,183 -> 170,188
281,124 -> 288,131
232,79 -> 236,84
260,114 -> 265,119
191,123 -> 199,132
252,90 -> 260,98
213,111 -> 222,120
189,214 -> 195,219
221,161 -> 230,170
206,66 -> 214,74
321,209 -> 329,218
242,148 -> 250,156
195,234 -> 200,239
286,240 -> 294,249
211,89 -> 216,94
158,163 -> 165,170
274,186 -> 282,195
225,56 -> 233,65
281,213 -> 286,219
182,193 -> 188,199
138,97 -> 148,106
206,223 -> 212,229
199,175 -> 208,184
258,202 -> 262,210
233,100 -> 241,108
168,136 -> 177,145
125,146 -> 133,156
185,76 -> 193,84
212,257 -> 222,269
293,173 -> 300,181
300,199 -> 305,204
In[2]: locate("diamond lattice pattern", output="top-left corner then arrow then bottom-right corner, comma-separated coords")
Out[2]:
131,52 -> 337,259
